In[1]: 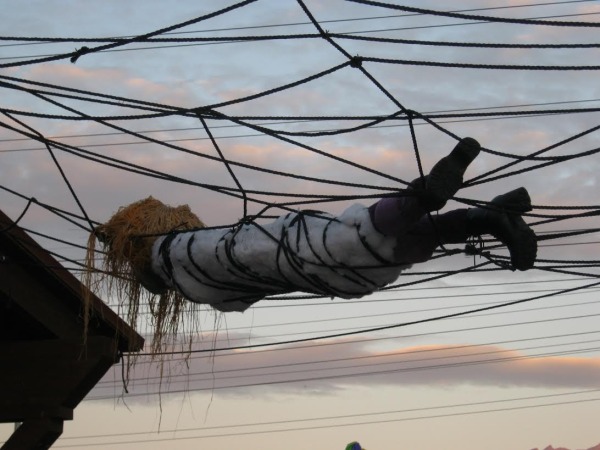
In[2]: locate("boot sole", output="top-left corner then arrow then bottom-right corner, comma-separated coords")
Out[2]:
492,188 -> 536,270
508,214 -> 537,271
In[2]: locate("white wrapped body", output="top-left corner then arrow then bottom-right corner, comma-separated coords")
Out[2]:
151,204 -> 409,312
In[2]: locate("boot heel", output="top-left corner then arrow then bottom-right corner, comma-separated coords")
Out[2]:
509,215 -> 537,271
466,207 -> 537,271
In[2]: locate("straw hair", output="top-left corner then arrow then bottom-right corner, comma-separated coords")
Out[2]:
85,196 -> 205,354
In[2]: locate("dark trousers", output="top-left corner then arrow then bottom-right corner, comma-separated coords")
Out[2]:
369,194 -> 469,264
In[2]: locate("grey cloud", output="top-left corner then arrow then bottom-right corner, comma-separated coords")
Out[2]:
91,334 -> 600,402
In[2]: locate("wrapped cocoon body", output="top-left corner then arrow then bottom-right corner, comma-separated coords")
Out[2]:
151,204 -> 411,312
88,139 -> 539,355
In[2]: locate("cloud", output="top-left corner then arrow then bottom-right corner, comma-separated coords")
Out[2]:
9,62 -> 205,112
91,334 -> 600,403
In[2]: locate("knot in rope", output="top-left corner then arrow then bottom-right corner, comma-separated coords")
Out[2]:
70,46 -> 91,64
406,109 -> 418,119
237,215 -> 257,226
464,243 -> 478,256
349,56 -> 363,68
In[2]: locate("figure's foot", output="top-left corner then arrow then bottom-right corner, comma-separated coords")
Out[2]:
467,188 -> 537,271
417,137 -> 481,211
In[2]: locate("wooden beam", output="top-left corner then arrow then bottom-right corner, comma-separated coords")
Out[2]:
1,418 -> 64,450
0,260 -> 82,338
0,209 -> 144,351
0,209 -> 145,450
0,406 -> 73,422
0,336 -> 118,422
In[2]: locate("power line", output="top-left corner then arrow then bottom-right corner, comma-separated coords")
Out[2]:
2,0 -> 599,376
59,397 -> 600,446
1,97 -> 599,145
1,0 -> 594,46
93,333 -> 600,391
104,296 -> 600,364
132,295 -> 600,358
111,283 -> 600,326
345,0 -> 600,28
0,0 -> 261,68
101,314 -> 600,377
88,344 -> 600,401
2,10 -> 600,63
0,1 -> 595,45
60,387 -> 600,444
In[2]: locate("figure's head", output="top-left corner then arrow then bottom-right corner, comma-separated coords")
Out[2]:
85,196 -> 206,357
92,196 -> 205,293
345,442 -> 365,450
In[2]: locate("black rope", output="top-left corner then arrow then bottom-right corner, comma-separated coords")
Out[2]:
0,186 -> 94,233
466,123 -> 600,185
198,115 -> 248,218
468,145 -> 600,187
1,111 -> 96,233
0,0 -> 260,69
332,32 -> 600,49
0,197 -> 36,233
6,26 -> 600,50
345,0 -> 600,28
1,1 -> 599,337
363,56 -> 600,71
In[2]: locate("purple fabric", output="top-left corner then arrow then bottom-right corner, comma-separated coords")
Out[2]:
369,193 -> 426,237
369,194 -> 469,264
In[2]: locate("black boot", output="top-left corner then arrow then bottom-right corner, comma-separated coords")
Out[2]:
466,188 -> 537,271
486,186 -> 533,214
414,137 -> 481,211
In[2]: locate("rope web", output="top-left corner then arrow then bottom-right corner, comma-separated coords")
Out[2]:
1,0 -> 600,401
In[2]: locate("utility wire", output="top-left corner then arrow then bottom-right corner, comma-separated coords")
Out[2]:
93,333 -> 600,390
2,0 -> 599,375
57,387 -> 600,443
52,396 -> 600,447
1,0 -> 594,46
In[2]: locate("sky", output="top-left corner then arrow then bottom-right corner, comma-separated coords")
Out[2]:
1,1 -> 600,449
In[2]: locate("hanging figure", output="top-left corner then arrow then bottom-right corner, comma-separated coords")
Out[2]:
91,137 -> 537,314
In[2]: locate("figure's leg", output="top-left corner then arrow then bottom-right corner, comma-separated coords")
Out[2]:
393,209 -> 469,264
369,137 -> 481,236
369,192 -> 429,237
394,188 -> 537,271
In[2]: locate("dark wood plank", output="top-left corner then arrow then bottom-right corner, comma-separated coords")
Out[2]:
0,337 -> 118,421
0,209 -> 144,351
1,418 -> 64,450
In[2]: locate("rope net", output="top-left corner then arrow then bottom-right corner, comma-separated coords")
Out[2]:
1,0 -> 599,366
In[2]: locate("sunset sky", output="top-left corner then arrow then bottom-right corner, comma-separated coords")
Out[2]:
1,1 -> 600,449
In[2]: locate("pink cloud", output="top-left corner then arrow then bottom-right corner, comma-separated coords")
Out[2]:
14,63 -> 202,109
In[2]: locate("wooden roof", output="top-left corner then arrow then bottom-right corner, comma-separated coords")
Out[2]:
0,209 -> 144,449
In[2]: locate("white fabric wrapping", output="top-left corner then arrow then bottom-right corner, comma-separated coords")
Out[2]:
151,204 -> 410,312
